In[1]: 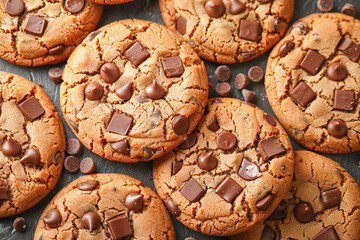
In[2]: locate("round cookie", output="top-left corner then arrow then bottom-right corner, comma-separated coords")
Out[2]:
0,0 -> 103,67
0,71 -> 65,218
88,0 -> 133,4
265,13 -> 360,154
60,19 -> 208,163
153,98 -> 294,236
34,174 -> 176,240
230,150 -> 360,240
159,0 -> 294,64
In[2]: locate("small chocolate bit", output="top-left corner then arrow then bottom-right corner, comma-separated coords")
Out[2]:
143,147 -> 156,160
172,115 -> 190,135
268,200 -> 287,220
234,73 -> 249,90
178,133 -> 197,149
238,158 -> 259,181
64,0 -> 85,14
48,67 -> 63,84
264,114 -> 276,126
125,193 -> 144,212
48,45 -> 65,55
215,177 -> 243,203
5,0 -> 25,16
204,0 -> 225,18
64,156 -> 80,173
162,56 -> 184,78
278,40 -> 295,57
197,152 -> 218,171
54,151 -> 62,164
207,116 -> 219,132
0,179 -> 8,200
239,19 -> 261,42
77,180 -> 99,191
116,82 -> 133,100
176,17 -> 187,35
256,193 -> 274,210
327,62 -> 347,81
24,15 -> 47,37
342,3 -> 357,17
2,137 -> 21,157
180,178 -> 206,203
292,21 -> 309,35
229,0 -> 246,15
80,157 -> 96,174
172,159 -> 183,175
242,89 -> 255,102
338,37 -> 360,62
293,202 -> 313,223
260,225 -> 275,240
43,209 -> 62,228
145,80 -> 166,99
81,212 -> 100,232
124,42 -> 150,67
111,139 -> 130,155
66,138 -> 81,155
20,147 -> 40,166
69,120 -> 79,133
313,226 -> 339,240
328,119 -> 347,138
317,0 -> 333,12
165,197 -> 180,216
240,51 -> 256,59
215,65 -> 231,82
84,82 -> 104,101
215,82 -> 231,97
248,66 -> 264,82
289,81 -> 317,107
17,96 -> 45,121
321,188 -> 341,209
107,114 -> 133,135
217,132 -> 237,150
299,50 -> 325,75
88,30 -> 101,41
258,136 -> 286,162
100,63 -> 120,84
13,217 -> 26,232
333,90 -> 355,111
107,215 -> 133,240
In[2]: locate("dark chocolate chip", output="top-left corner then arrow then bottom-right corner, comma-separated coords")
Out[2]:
216,132 -> 237,150
256,193 -> 274,210
20,147 -> 40,166
338,37 -> 360,62
172,159 -> 183,175
215,177 -> 243,203
180,178 -> 206,202
81,212 -> 100,232
313,226 -> 339,240
145,80 -> 166,99
64,0 -> 84,14
328,119 -> 347,138
215,65 -> 231,82
240,51 -> 256,59
111,139 -> 130,155
84,82 -> 104,101
176,16 -> 187,35
215,82 -> 231,97
248,66 -> 264,83
172,115 -> 190,135
66,138 -> 81,155
100,63 -> 120,84
317,0 -> 333,12
327,62 -> 347,81
124,42 -> 150,67
197,152 -> 218,171
258,136 -> 286,162
13,217 -> 26,232
239,19 -> 261,42
333,90 -> 355,111
43,209 -> 62,228
293,202 -> 313,223
234,73 -> 249,89
260,225 -> 275,240
162,56 -> 184,78
207,116 -> 220,132
77,180 -> 99,191
24,15 -> 47,37
299,50 -> 325,75
321,188 -> 341,209
242,89 -> 255,102
264,114 -> 276,126
88,30 -> 101,41
229,0 -> 246,15
107,215 -> 133,240
107,114 -> 133,135
48,45 -> 65,55
64,156 -> 79,173
48,67 -> 63,84
80,157 -> 96,174
278,40 -> 295,57
5,0 -> 25,16
116,82 -> 133,100
342,3 -> 357,17
165,197 -> 180,216
54,151 -> 62,164
2,137 -> 21,157
292,21 -> 309,35
178,133 -> 197,149
143,147 -> 156,160
0,179 -> 8,200
17,96 -> 45,121
289,81 -> 317,107
125,193 -> 144,212
69,120 -> 79,133
238,158 -> 260,181
204,0 -> 225,18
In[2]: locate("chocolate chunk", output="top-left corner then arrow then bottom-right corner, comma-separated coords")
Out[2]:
328,119 -> 347,138
88,30 -> 101,41
256,193 -> 274,210
292,21 -> 309,35
342,3 -> 357,17
43,209 -> 62,228
248,66 -> 264,82
197,152 -> 218,171
207,116 -> 219,132
13,217 -> 26,232
107,114 -> 133,135
54,151 -> 62,164
260,225 -> 275,240
215,65 -> 231,82
242,89 -> 255,102
107,215 -> 133,240
84,82 -> 104,101
321,188 -> 341,209
299,50 -> 325,75
2,137 -> 21,156
116,82 -> 133,100
334,90 -> 355,111
80,157 -> 96,174
180,178 -> 206,202
268,200 -> 287,220
77,180 -> 99,191
64,0 -> 84,14
24,15 -> 47,37
48,67 -> 63,84
293,202 -> 313,223
238,158 -> 259,181
81,212 -> 100,232
215,82 -> 231,97
5,0 -> 25,16
215,177 -> 243,203
217,132 -> 237,150
100,63 -> 120,84
317,0 -> 333,12
165,197 -> 180,216
143,147 -> 156,160
125,42 -> 150,67
145,80 -> 166,99
64,156 -> 79,173
162,56 -> 184,78
229,0 -> 246,15
172,159 -> 183,175
239,19 -> 261,42
176,17 -> 187,35
66,138 -> 81,155
172,115 -> 190,135
69,120 -> 79,133
179,133 -> 197,149
289,81 -> 317,107
48,45 -> 65,55
125,193 -> 144,212
278,40 -> 295,57
313,226 -> 339,240
204,0 -> 225,18
264,114 -> 276,126
258,136 -> 286,161
17,96 -> 45,121
234,73 -> 249,89
338,37 -> 360,62
20,147 -> 40,166
0,179 -> 8,200
111,139 -> 130,155
240,51 -> 256,59
327,62 -> 347,81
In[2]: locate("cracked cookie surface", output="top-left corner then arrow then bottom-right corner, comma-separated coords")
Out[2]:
265,13 -> 360,154
34,173 -> 176,240
153,98 -> 294,236
159,0 -> 294,64
60,19 -> 208,163
0,71 -> 65,218
230,150 -> 360,240
0,0 -> 103,67
88,0 -> 133,4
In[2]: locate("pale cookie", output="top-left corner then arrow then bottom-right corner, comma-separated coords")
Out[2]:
60,19 -> 208,163
230,150 -> 360,240
0,0 -> 103,66
153,98 -> 294,236
159,0 -> 294,63
265,13 -> 360,154
34,174 -> 176,240
88,0 -> 133,4
0,71 -> 65,218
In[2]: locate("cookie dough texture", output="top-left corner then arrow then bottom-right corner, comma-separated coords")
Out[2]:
34,174 -> 176,240
159,0 -> 294,63
60,19 -> 208,163
153,98 -> 294,236
0,72 -> 65,217
88,0 -> 133,4
230,150 -> 360,240
266,13 -> 360,154
0,0 -> 103,67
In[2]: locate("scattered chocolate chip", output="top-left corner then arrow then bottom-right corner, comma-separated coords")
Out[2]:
217,132 -> 237,150
0,179 -> 8,200
328,119 -> 347,138
264,114 -> 276,126
17,96 -> 45,121
5,0 -> 25,16
215,65 -> 231,82
234,73 -> 249,89
69,120 -> 79,133
81,212 -> 100,232
278,40 -> 295,57
176,17 -> 187,35
13,217 -> 26,232
204,0 -> 225,18
43,209 -> 62,228
116,82 -> 133,100
273,17 -> 284,32
334,90 -> 355,111
248,66 -> 264,83
125,193 -> 144,212
111,139 -> 130,155
172,115 -> 190,135
100,63 -> 120,84
215,82 -> 231,97
239,19 -> 261,42
88,30 -> 101,41
145,80 -> 166,99
107,114 -> 133,135
2,137 -> 21,157
321,188 -> 341,209
80,158 -> 95,174
256,193 -> 274,210
107,215 -> 133,240
313,226 -> 339,240
172,159 -> 183,175
66,139 -> 81,155
20,147 -> 40,166
342,3 -> 357,17
229,0 -> 246,15
317,0 -> 333,12
64,156 -> 79,173
84,82 -> 104,101
179,133 -> 197,149
162,56 -> 184,78
77,180 -> 99,191
240,51 -> 256,59
289,81 -> 317,107
268,200 -> 287,220
338,37 -> 360,62
299,50 -> 325,75
238,158 -> 259,181
24,15 -> 47,37
258,136 -> 286,162
125,42 -> 150,67
143,147 -> 156,160
180,178 -> 206,202
48,67 -> 63,84
327,62 -> 347,81
198,152 -> 218,171
48,45 -> 65,55
64,0 -> 84,14
260,225 -> 275,240
135,95 -> 150,103
293,202 -> 313,223
215,177 -> 243,203
242,89 -> 255,102
292,21 -> 309,35
165,197 -> 180,216
207,116 -> 219,132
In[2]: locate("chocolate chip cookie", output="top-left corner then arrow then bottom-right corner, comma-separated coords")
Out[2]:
153,98 -> 294,236
0,71 -> 66,218
34,174 -> 176,240
0,0 -> 103,66
88,0 -> 133,4
60,19 -> 208,162
159,0 -> 294,63
265,13 -> 360,154
230,150 -> 360,240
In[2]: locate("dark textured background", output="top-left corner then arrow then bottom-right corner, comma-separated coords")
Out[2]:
0,0 -> 359,239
